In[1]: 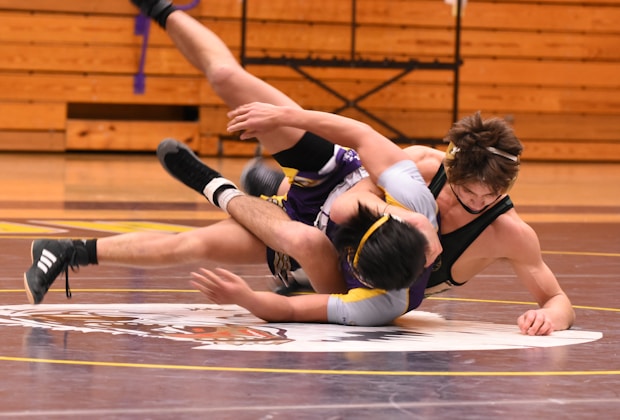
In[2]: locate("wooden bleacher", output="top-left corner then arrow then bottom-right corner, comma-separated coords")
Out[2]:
0,0 -> 618,161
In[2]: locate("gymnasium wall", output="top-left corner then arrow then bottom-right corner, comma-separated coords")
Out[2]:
0,0 -> 619,161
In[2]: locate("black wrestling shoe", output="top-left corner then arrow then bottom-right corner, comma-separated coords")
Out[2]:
130,0 -> 176,28
131,0 -> 171,16
157,138 -> 237,207
239,157 -> 285,197
130,0 -> 173,19
24,239 -> 79,304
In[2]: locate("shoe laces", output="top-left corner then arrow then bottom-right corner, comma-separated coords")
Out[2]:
62,249 -> 81,299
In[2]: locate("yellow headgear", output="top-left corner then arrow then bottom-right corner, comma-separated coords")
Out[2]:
352,214 -> 391,269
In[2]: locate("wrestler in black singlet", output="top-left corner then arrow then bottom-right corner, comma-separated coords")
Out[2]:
426,165 -> 514,292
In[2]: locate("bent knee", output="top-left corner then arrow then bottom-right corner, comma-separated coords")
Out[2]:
208,64 -> 245,94
281,225 -> 327,257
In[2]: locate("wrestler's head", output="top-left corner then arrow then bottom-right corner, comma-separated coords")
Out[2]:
443,112 -> 522,214
333,204 -> 428,290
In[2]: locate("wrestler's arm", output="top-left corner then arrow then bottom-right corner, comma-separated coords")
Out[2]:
506,221 -> 575,335
227,103 -> 437,225
191,267 -> 330,322
227,102 -> 408,183
191,267 -> 408,326
402,145 -> 446,181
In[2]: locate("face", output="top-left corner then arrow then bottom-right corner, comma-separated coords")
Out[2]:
449,182 -> 502,214
344,250 -> 375,289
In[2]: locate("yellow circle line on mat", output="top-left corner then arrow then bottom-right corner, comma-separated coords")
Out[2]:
542,250 -> 620,257
426,296 -> 620,312
0,288 -> 199,294
0,355 -> 617,376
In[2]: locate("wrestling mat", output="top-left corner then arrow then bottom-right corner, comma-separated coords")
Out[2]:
0,303 -> 602,353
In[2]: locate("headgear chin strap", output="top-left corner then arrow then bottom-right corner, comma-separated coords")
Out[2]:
444,141 -> 520,194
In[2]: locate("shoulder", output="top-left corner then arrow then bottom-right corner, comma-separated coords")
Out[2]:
403,145 -> 444,162
499,209 -> 537,235
491,209 -> 542,257
402,145 -> 444,182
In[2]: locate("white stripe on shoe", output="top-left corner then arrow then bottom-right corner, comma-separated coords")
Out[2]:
37,249 -> 58,274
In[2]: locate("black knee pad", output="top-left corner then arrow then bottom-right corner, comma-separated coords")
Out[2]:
272,131 -> 335,172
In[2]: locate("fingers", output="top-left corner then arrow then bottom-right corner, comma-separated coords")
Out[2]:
518,310 -> 554,336
226,102 -> 255,119
423,238 -> 442,267
226,112 -> 257,140
226,104 -> 252,134
190,268 -> 225,304
227,102 -> 261,127
189,267 -> 247,305
226,115 -> 247,133
425,242 -> 442,267
239,129 -> 258,140
226,102 -> 277,140
213,267 -> 238,279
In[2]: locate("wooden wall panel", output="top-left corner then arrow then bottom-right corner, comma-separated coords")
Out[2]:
0,132 -> 65,152
519,141 -> 620,163
0,43 -> 214,77
0,102 -> 66,130
0,0 -> 241,17
0,0 -> 617,161
0,73 -> 214,104
0,13 -> 140,44
65,120 -> 199,151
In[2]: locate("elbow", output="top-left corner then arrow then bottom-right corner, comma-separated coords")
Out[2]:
346,122 -> 376,147
550,295 -> 576,331
567,307 -> 576,329
562,294 -> 576,330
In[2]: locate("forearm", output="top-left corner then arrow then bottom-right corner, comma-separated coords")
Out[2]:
235,290 -> 293,322
330,189 -> 387,224
236,291 -> 329,323
228,102 -> 408,180
332,190 -> 425,227
276,107 -> 404,180
512,242 -> 576,333
278,107 -> 371,150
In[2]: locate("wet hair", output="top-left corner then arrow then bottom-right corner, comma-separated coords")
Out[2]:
444,111 -> 523,194
332,204 -> 428,290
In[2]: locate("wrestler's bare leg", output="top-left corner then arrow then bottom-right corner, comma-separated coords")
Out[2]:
23,217 -> 267,304
225,195 -> 347,294
164,11 -> 304,154
96,218 -> 265,266
157,11 -> 346,293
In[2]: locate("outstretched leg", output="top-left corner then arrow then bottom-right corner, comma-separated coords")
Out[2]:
23,218 -> 267,304
131,1 -> 306,154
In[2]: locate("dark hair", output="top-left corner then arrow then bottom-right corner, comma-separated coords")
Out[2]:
332,204 -> 428,290
444,111 -> 523,194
